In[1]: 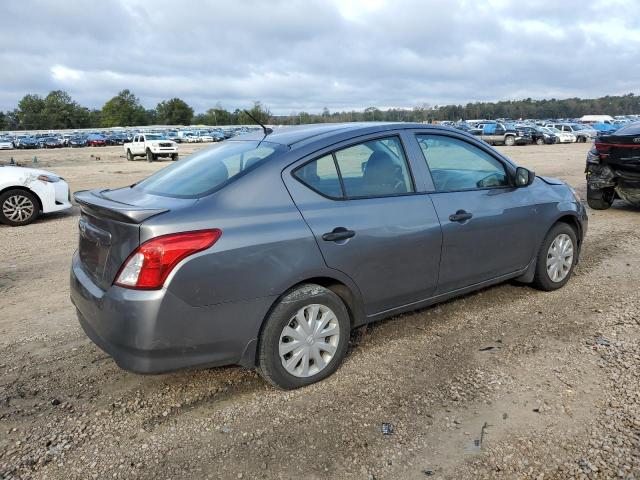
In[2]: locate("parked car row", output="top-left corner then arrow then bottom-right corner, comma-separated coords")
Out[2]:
0,126 -> 259,150
444,118 -> 626,145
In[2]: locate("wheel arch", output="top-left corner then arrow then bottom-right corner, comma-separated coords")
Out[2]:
555,214 -> 582,248
516,213 -> 583,284
240,275 -> 365,368
0,185 -> 43,212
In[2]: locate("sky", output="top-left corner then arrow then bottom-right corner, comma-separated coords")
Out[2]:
1,0 -> 640,114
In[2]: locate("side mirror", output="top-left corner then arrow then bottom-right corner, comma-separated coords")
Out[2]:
515,167 -> 535,187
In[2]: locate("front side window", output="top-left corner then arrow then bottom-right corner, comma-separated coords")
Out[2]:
135,141 -> 282,198
416,135 -> 509,192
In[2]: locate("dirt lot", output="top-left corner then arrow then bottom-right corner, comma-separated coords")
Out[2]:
1,142 -> 639,480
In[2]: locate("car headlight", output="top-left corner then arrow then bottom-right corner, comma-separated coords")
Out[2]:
567,184 -> 581,202
37,174 -> 60,183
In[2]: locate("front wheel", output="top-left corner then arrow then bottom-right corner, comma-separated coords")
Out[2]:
146,149 -> 154,162
0,189 -> 40,226
504,136 -> 515,146
171,153 -> 179,161
536,138 -> 544,145
532,223 -> 578,291
257,284 -> 350,389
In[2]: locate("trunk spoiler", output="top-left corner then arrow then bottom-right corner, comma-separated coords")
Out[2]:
74,190 -> 169,224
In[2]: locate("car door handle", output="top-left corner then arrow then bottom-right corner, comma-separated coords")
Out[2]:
449,210 -> 473,223
322,227 -> 356,242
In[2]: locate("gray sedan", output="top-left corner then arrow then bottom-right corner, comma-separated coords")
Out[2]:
70,123 -> 587,389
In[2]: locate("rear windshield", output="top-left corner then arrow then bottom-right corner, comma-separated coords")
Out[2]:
134,141 -> 283,198
614,122 -> 640,136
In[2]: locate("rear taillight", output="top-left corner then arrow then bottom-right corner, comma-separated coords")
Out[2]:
115,229 -> 221,290
594,141 -> 611,159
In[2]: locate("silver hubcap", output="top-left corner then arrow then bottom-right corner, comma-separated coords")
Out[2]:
3,195 -> 34,223
546,233 -> 574,282
279,304 -> 340,378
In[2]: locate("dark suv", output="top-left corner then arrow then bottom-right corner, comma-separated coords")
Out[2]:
586,122 -> 640,209
518,126 -> 556,145
470,122 -> 532,146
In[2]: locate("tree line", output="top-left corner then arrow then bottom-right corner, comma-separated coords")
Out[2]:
1,89 -> 639,131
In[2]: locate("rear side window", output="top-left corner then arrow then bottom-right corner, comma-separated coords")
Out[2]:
293,136 -> 414,199
335,137 -> 413,197
135,141 -> 282,198
293,154 -> 342,198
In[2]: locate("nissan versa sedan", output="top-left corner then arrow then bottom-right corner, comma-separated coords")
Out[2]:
70,123 -> 587,389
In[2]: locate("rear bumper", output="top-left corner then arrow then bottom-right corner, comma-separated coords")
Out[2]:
70,252 -> 275,373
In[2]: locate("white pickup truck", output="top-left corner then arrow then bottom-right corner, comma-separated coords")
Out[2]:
124,133 -> 179,162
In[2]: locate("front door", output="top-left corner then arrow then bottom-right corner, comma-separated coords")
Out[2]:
414,133 -> 539,294
284,135 -> 443,315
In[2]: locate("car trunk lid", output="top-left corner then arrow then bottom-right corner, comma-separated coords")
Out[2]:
596,134 -> 640,171
74,187 -> 195,290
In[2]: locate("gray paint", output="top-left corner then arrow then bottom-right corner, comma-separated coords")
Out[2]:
70,123 -> 588,373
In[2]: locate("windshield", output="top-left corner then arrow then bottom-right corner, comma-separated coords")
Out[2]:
145,134 -> 164,140
545,127 -> 561,134
134,141 -> 284,198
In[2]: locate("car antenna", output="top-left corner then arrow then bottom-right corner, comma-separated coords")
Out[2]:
243,110 -> 273,137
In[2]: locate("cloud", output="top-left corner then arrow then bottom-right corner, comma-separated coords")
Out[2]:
0,0 -> 639,114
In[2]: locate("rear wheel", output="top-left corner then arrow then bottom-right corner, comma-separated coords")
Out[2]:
0,189 -> 40,226
146,149 -> 154,162
536,138 -> 544,145
126,149 -> 134,161
258,284 -> 350,389
532,223 -> 577,291
586,185 -> 614,210
504,136 -> 515,146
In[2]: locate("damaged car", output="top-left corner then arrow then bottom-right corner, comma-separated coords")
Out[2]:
0,165 -> 72,226
585,122 -> 640,209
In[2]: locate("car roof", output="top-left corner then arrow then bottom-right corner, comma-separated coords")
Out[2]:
229,122 -> 438,148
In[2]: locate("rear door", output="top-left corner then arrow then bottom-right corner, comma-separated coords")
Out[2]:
411,133 -> 539,294
283,133 -> 442,316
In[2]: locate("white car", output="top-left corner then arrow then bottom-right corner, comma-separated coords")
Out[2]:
0,138 -> 14,149
124,133 -> 179,162
541,126 -> 576,143
196,133 -> 215,142
0,166 -> 72,226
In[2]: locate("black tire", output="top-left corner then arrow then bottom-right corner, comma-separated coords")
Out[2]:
504,136 -> 515,146
171,153 -> 179,161
586,185 -> 614,210
126,149 -> 134,161
146,149 -> 154,162
0,189 -> 41,227
536,138 -> 544,145
257,284 -> 350,389
531,223 -> 578,291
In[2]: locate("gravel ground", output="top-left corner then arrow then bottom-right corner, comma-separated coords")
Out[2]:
0,142 -> 639,479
